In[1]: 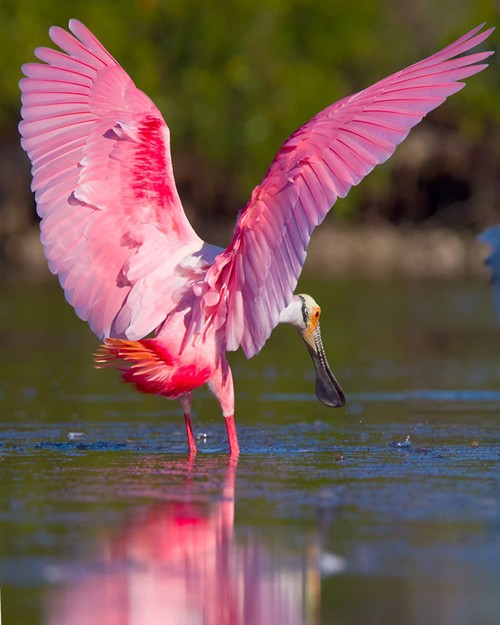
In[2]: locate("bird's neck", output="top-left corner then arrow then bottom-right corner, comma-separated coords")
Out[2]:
278,296 -> 304,328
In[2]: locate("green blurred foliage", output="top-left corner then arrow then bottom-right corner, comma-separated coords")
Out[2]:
1,0 -> 498,225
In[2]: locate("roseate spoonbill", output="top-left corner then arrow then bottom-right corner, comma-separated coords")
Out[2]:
19,20 -> 493,454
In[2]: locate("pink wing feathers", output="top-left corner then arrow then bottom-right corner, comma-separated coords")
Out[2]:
197,23 -> 494,357
19,19 -> 201,340
19,21 -> 494,357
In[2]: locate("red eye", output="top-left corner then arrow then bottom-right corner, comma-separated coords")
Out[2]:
314,309 -> 320,319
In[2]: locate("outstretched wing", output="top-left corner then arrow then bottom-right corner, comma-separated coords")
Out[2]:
19,19 -> 201,340
196,23 -> 494,357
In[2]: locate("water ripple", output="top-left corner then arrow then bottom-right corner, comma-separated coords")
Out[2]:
262,389 -> 500,402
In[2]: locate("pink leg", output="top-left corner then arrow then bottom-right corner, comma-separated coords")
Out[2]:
225,415 -> 240,456
209,359 -> 240,455
184,412 -> 198,455
179,393 -> 197,455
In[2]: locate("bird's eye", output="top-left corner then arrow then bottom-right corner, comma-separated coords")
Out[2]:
313,308 -> 320,319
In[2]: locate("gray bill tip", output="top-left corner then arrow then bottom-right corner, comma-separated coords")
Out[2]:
311,347 -> 346,407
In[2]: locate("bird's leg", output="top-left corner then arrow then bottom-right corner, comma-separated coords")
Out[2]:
224,415 -> 240,456
179,392 -> 197,455
209,359 -> 240,455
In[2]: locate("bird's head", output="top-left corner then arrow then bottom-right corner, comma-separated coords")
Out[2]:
279,294 -> 346,407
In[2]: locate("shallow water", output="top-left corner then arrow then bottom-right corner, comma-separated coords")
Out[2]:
1,278 -> 500,625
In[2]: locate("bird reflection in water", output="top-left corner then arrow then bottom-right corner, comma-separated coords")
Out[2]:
45,456 -> 342,625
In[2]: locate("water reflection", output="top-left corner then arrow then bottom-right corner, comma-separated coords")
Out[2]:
44,457 -> 340,625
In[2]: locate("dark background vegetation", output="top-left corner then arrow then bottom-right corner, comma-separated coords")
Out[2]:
1,0 -> 499,280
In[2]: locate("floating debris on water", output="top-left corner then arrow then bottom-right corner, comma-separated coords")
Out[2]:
318,551 -> 346,576
67,432 -> 84,441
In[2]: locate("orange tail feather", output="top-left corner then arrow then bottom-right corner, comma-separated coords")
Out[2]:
93,339 -> 209,398
94,338 -> 167,367
94,338 -> 173,395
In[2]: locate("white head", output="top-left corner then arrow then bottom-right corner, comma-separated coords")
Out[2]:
279,294 -> 346,407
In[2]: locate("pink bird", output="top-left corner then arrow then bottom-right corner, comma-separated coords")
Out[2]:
19,20 -> 493,455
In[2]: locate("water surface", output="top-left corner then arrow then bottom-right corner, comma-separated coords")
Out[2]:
1,279 -> 499,624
